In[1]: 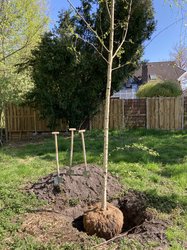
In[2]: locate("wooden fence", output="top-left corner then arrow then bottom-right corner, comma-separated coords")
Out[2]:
91,99 -> 124,129
91,97 -> 186,130
146,97 -> 184,130
4,97 -> 187,141
5,104 -> 67,140
124,99 -> 146,128
184,96 -> 187,129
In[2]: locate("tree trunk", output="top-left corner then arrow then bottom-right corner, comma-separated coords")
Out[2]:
0,109 -> 3,143
101,0 -> 115,211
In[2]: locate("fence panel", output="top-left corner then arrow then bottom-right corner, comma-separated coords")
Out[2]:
124,99 -> 146,128
184,97 -> 187,129
91,97 -> 184,130
91,99 -> 146,129
146,97 -> 184,130
91,99 -> 124,130
5,104 -> 67,140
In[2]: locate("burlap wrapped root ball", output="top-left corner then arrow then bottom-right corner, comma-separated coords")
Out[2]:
83,202 -> 124,240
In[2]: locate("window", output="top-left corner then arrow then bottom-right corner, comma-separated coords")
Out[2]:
149,74 -> 157,80
181,80 -> 187,90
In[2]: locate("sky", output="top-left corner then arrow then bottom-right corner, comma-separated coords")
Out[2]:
48,0 -> 187,62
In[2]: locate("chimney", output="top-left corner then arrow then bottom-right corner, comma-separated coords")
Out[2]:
142,63 -> 148,83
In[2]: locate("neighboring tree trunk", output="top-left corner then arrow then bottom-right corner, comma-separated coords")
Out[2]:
102,0 -> 115,211
0,109 -> 3,142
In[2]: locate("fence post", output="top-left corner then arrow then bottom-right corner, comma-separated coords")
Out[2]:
122,99 -> 125,129
34,110 -> 37,134
89,115 -> 92,131
146,98 -> 149,129
181,95 -> 184,130
4,106 -> 8,142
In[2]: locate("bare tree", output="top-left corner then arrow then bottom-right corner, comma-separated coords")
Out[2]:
170,43 -> 187,69
67,0 -> 132,211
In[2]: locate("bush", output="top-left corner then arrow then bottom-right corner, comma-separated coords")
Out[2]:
136,80 -> 182,97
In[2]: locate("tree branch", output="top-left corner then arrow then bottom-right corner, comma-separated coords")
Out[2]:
105,0 -> 111,19
112,62 -> 129,71
99,9 -> 105,55
0,23 -> 45,63
0,43 -> 29,63
112,0 -> 132,59
75,33 -> 108,64
67,0 -> 109,53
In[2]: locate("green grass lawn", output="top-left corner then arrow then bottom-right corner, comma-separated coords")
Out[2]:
0,129 -> 187,249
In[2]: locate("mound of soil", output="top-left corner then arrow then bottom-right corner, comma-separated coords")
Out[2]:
27,164 -> 123,218
24,164 -> 168,248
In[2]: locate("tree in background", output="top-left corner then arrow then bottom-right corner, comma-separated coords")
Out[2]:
170,43 -> 187,69
168,0 -> 187,70
28,0 -> 155,129
169,0 -> 187,7
0,0 -> 48,140
28,29 -> 107,128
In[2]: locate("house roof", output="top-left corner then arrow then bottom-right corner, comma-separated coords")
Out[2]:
134,61 -> 186,82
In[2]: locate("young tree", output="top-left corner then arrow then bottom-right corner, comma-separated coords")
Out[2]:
68,0 -> 154,203
0,0 -> 48,140
64,0 -> 155,238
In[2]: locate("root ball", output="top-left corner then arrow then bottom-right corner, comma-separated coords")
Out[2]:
83,202 -> 124,239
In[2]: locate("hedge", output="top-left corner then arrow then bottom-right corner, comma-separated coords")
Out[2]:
136,80 -> 182,97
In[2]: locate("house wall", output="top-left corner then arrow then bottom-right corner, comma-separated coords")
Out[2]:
112,85 -> 138,99
181,79 -> 187,92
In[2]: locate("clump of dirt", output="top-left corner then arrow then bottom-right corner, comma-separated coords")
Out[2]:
24,164 -> 168,248
128,218 -> 168,245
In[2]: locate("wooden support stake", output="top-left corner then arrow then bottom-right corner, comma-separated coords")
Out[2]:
79,130 -> 88,174
69,128 -> 76,168
52,132 -> 60,177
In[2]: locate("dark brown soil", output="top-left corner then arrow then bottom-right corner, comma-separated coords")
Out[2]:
27,164 -> 123,218
23,164 -> 168,248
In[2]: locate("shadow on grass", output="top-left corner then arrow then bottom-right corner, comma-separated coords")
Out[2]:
160,165 -> 187,178
1,137 -> 70,161
1,129 -> 187,166
144,189 -> 187,213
